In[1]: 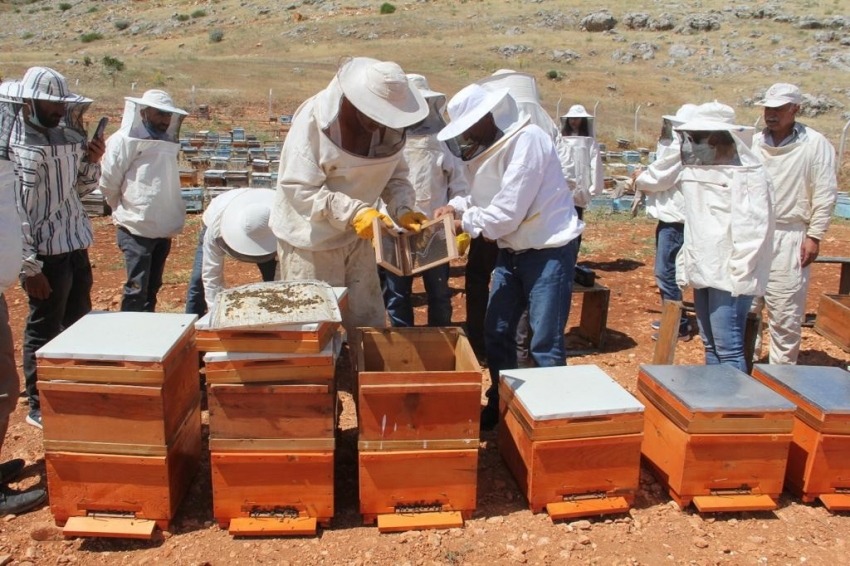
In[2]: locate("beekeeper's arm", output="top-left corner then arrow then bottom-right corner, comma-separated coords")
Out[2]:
728,171 -> 775,297
98,133 -> 130,210
76,137 -> 103,199
201,222 -> 227,307
379,153 -> 422,231
589,140 -> 604,197
634,150 -> 682,194
802,134 -> 838,266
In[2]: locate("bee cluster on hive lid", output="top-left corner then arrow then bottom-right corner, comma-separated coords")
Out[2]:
210,280 -> 342,329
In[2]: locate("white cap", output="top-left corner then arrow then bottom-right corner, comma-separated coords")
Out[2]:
125,89 -> 187,115
220,189 -> 277,258
564,104 -> 594,119
337,57 -> 428,129
755,83 -> 802,108
406,74 -> 444,100
437,84 -> 510,141
662,103 -> 698,126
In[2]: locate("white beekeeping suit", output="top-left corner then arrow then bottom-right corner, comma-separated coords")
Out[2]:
559,105 -> 604,209
99,90 -> 187,239
643,104 -> 697,224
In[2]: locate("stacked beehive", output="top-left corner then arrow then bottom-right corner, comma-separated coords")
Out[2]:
197,287 -> 347,536
37,312 -> 201,539
356,327 -> 481,533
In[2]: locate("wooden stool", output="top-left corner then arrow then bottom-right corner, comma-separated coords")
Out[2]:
750,364 -> 850,511
571,283 -> 610,352
498,365 -> 644,521
638,364 -> 795,512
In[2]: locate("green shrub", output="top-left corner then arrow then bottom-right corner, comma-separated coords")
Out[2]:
174,13 -> 189,22
379,2 -> 396,14
209,29 -> 224,43
114,19 -> 130,31
22,32 -> 34,39
58,2 -> 71,11
83,55 -> 92,66
87,6 -> 97,12
545,70 -> 562,81
80,32 -> 103,43
191,9 -> 207,18
102,55 -> 125,72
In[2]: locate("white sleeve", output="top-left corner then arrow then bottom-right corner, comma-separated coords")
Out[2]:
98,133 -> 127,210
806,134 -> 838,241
201,225 -> 226,307
635,151 -> 682,194
589,141 -> 604,197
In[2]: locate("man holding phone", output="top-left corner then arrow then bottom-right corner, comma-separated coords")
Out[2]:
99,90 -> 188,312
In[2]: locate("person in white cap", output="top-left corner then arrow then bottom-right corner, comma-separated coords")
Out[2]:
634,103 -> 698,342
6,67 -> 104,429
184,188 -> 278,314
751,83 -> 838,364
0,89 -> 47,515
637,101 -> 774,373
379,74 -> 469,327
99,89 -> 188,313
270,57 -> 429,337
433,83 -> 583,431
560,104 -> 603,250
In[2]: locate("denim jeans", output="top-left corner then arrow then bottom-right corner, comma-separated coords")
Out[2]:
381,262 -> 452,327
693,287 -> 754,374
23,249 -> 93,410
483,241 -> 577,409
654,221 -> 684,302
464,236 -> 499,358
185,225 -> 277,317
116,227 -> 172,312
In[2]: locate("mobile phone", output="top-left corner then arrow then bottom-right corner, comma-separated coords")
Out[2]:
93,116 -> 108,140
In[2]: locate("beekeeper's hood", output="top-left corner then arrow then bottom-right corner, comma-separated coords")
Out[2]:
14,67 -> 92,139
406,74 -> 446,136
560,104 -> 595,138
437,83 -> 526,162
478,70 -> 559,139
315,57 -> 428,158
0,87 -> 23,163
219,188 -> 277,262
122,89 -> 187,142
659,103 -> 698,145
674,101 -> 757,167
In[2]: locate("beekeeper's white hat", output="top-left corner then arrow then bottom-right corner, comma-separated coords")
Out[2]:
337,57 -> 428,129
437,83 -> 510,141
220,189 -> 277,258
125,89 -> 187,115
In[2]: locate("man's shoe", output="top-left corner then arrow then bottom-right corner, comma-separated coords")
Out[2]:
651,329 -> 692,342
650,320 -> 661,330
0,486 -> 46,516
25,409 -> 42,430
480,406 -> 499,432
0,459 -> 25,485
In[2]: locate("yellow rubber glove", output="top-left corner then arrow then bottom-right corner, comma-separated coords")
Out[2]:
352,207 -> 394,240
456,232 -> 471,256
398,210 -> 428,233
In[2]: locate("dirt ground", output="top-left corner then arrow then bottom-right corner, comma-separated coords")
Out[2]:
0,212 -> 849,565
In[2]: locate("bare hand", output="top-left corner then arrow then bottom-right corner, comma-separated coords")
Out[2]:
86,136 -> 105,163
800,236 -> 819,268
24,273 -> 51,300
433,205 -> 455,219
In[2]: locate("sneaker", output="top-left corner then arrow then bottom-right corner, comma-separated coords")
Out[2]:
25,409 -> 42,430
480,406 -> 499,432
650,320 -> 661,330
651,329 -> 692,342
0,486 -> 46,516
0,459 -> 25,485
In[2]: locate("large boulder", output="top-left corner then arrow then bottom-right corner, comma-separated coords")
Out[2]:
581,12 -> 617,32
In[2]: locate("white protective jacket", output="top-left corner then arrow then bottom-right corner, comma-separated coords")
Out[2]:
752,124 -> 837,239
403,135 -> 469,216
643,137 -> 686,223
638,125 -> 775,297
561,136 -> 603,208
270,76 -> 416,251
99,99 -> 185,239
0,161 -> 22,294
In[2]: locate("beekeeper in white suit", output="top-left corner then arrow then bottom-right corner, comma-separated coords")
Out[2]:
751,83 -> 838,365
637,101 -> 774,373
270,57 -> 429,337
380,74 -> 469,328
560,104 -> 604,246
99,89 -> 188,312
434,84 -> 583,430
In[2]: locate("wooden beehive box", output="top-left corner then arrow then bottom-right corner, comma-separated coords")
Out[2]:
814,294 -> 850,352
36,312 -> 202,538
498,365 -> 644,520
356,327 -> 481,531
637,365 -> 795,512
750,364 -> 850,511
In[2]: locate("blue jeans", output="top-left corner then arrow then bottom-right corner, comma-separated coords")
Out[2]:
693,287 -> 754,374
116,227 -> 172,312
654,221 -> 684,302
381,263 -> 452,327
185,225 -> 277,317
22,249 -> 93,410
484,242 -> 577,409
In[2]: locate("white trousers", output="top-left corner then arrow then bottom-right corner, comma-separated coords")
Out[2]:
278,238 -> 387,340
752,226 -> 809,364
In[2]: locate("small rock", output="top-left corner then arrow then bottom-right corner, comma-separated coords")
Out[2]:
486,516 -> 504,524
577,534 -> 592,545
30,525 -> 64,542
748,536 -> 767,545
693,537 -> 710,549
572,520 -> 592,530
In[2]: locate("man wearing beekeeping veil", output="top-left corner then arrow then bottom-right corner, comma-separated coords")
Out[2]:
270,57 -> 429,338
434,84 -> 583,431
100,89 -> 188,313
636,101 -> 774,374
751,83 -> 838,365
6,67 -> 104,430
559,104 -> 603,253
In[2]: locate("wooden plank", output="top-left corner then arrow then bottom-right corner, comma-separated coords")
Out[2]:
377,511 -> 463,533
210,438 -> 335,451
357,439 -> 478,451
63,516 -> 157,539
652,300 -> 683,365
546,497 -> 630,520
692,494 -> 777,512
818,493 -> 850,511
814,294 -> 850,352
43,440 -> 167,457
359,328 -> 460,373
577,286 -> 610,350
196,322 -> 338,354
228,517 -> 317,536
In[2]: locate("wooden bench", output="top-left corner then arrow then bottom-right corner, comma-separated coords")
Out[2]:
804,256 -> 850,327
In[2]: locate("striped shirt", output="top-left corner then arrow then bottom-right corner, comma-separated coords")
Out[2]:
13,123 -> 99,275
